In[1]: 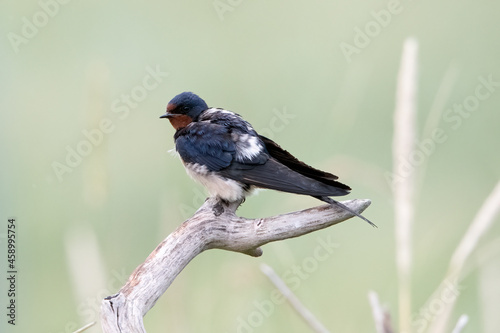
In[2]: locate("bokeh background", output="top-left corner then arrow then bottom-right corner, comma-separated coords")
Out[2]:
1,0 -> 500,332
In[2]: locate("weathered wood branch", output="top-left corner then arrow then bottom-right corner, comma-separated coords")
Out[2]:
100,197 -> 371,332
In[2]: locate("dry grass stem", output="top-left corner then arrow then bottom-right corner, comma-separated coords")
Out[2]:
479,257 -> 500,333
393,37 -> 419,333
418,62 -> 460,192
261,264 -> 331,333
73,321 -> 96,333
422,61 -> 460,139
65,225 -> 108,312
368,291 -> 394,333
448,181 -> 500,275
450,315 -> 469,333
427,180 -> 500,333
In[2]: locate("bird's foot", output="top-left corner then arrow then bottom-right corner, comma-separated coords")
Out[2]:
213,200 -> 226,216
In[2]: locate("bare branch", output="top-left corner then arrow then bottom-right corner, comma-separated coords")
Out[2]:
100,197 -> 371,332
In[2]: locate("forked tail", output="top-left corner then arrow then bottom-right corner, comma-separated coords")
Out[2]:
317,196 -> 377,228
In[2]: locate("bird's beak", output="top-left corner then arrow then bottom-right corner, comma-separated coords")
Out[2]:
160,113 -> 174,119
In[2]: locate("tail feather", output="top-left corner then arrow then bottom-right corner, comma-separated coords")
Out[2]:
317,196 -> 377,228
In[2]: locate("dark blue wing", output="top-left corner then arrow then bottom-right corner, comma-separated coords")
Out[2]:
175,123 -> 236,171
259,135 -> 351,191
220,158 -> 350,197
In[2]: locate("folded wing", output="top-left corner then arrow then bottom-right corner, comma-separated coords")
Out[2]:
259,135 -> 351,191
220,157 -> 350,197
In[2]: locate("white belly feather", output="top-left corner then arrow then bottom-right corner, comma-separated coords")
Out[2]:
184,162 -> 247,202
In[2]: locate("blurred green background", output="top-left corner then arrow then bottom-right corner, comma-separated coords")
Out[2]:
1,0 -> 500,332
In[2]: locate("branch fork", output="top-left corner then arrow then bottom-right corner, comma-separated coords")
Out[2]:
101,197 -> 371,332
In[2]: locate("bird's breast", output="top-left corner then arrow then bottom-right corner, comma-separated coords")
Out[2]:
183,162 -> 247,202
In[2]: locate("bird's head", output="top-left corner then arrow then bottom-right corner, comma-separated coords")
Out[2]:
160,92 -> 208,130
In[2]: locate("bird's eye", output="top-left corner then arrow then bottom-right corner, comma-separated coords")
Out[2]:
182,106 -> 189,111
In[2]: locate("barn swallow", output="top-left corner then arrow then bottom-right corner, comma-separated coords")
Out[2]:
160,92 -> 375,227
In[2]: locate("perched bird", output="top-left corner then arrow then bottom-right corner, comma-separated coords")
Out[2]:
160,92 -> 375,227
